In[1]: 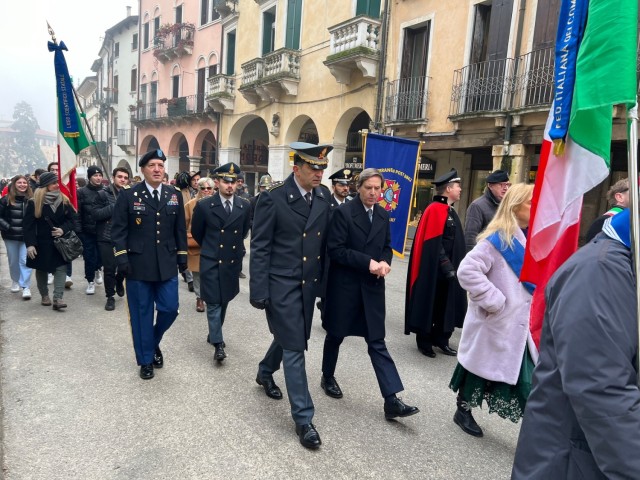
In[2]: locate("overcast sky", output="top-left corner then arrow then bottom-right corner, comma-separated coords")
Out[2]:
0,0 -> 138,133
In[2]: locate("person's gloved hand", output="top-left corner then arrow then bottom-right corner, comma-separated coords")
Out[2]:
27,246 -> 37,259
250,299 -> 269,310
118,263 -> 131,277
178,262 -> 188,274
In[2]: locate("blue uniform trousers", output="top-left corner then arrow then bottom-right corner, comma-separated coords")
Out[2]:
126,277 -> 179,365
322,334 -> 404,398
206,302 -> 228,345
258,339 -> 314,425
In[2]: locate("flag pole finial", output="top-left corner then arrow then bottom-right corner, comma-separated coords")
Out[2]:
47,21 -> 57,44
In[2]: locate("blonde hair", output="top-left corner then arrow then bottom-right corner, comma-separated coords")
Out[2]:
477,183 -> 533,248
32,188 -> 72,218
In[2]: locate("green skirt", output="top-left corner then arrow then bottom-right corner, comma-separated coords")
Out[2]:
449,345 -> 534,423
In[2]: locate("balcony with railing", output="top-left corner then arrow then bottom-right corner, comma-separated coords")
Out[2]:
239,48 -> 301,105
132,94 -> 209,125
324,15 -> 381,84
449,47 -> 556,124
153,23 -> 195,64
207,74 -> 236,112
214,0 -> 238,19
385,76 -> 430,125
116,128 -> 136,155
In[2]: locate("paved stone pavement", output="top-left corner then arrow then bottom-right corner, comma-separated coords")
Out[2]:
0,247 -> 520,479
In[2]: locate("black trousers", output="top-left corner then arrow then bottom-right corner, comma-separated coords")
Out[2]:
322,333 -> 404,399
97,241 -> 123,298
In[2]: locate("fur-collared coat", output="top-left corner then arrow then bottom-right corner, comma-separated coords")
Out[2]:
456,228 -> 537,385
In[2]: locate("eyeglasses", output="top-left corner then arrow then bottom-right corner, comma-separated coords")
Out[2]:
497,182 -> 512,189
200,186 -> 213,191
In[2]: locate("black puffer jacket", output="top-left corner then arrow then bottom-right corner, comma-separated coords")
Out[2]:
77,183 -> 109,235
0,195 -> 29,241
93,184 -> 122,243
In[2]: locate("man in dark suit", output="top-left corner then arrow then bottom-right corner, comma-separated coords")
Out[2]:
328,168 -> 352,208
250,142 -> 332,449
111,149 -> 188,380
191,162 -> 250,363
321,168 -> 419,420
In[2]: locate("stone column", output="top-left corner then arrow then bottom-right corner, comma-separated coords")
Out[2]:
492,144 -> 529,183
218,147 -> 241,166
267,144 -> 292,182
188,155 -> 202,173
165,156 -> 180,180
328,142 -> 347,177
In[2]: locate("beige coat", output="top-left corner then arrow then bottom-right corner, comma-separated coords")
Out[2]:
185,197 -> 201,272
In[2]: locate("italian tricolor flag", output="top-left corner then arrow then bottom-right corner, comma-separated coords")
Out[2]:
521,0 -> 637,347
57,109 -> 89,209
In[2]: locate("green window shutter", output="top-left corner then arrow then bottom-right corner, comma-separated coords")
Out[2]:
356,0 -> 381,17
285,0 -> 302,50
262,12 -> 275,55
226,32 -> 236,75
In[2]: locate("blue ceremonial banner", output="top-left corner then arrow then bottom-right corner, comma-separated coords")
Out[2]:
548,0 -> 588,142
48,41 -> 81,138
363,133 -> 421,257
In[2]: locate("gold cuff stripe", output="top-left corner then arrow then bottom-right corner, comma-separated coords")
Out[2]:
114,250 -> 127,256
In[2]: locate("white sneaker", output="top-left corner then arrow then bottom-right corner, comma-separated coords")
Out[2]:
95,270 -> 103,285
47,274 -> 54,285
86,282 -> 95,295
22,288 -> 31,300
10,282 -> 20,293
65,276 -> 73,289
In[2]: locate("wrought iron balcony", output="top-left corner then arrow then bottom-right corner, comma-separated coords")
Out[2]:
207,74 -> 235,112
153,23 -> 195,64
324,15 -> 381,84
132,94 -> 209,125
511,47 -> 554,111
214,0 -> 238,18
386,76 -> 430,124
239,48 -> 300,105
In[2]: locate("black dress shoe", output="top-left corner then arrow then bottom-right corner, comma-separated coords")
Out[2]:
153,348 -> 164,368
188,281 -> 194,292
295,423 -> 322,449
139,364 -> 154,380
255,375 -> 283,400
105,296 -> 115,311
116,281 -> 125,297
384,397 -> 420,419
320,375 -> 343,399
418,347 -> 436,358
454,404 -> 483,437
214,344 -> 227,362
239,271 -> 246,279
438,345 -> 457,356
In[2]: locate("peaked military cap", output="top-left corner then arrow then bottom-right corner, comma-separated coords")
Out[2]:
432,169 -> 461,187
328,168 -> 354,184
214,162 -> 241,182
290,142 -> 332,170
486,169 -> 509,183
139,148 -> 167,167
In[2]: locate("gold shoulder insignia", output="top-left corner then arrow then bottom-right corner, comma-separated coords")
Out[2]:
267,181 -> 284,192
123,185 -> 131,189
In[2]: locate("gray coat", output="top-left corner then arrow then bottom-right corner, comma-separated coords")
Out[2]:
250,174 -> 331,351
464,189 -> 499,252
511,235 -> 640,479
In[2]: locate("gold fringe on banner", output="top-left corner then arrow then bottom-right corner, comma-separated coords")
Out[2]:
552,138 -> 565,156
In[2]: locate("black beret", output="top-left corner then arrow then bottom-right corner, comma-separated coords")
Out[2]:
139,148 -> 167,167
486,170 -> 510,183
433,169 -> 461,187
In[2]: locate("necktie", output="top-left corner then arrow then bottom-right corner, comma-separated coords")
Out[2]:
225,200 -> 231,216
368,208 -> 373,223
305,192 -> 312,207
153,189 -> 159,205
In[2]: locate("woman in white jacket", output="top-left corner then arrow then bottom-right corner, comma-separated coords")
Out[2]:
449,183 -> 537,438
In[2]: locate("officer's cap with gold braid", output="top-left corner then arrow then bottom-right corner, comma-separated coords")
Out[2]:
328,168 -> 353,184
214,162 -> 241,182
290,142 -> 332,170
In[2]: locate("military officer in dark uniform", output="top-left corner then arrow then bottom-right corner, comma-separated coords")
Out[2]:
250,142 -> 332,449
405,169 -> 467,358
191,162 -> 250,364
328,168 -> 352,208
111,149 -> 188,380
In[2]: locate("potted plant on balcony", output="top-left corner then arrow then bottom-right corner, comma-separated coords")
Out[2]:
158,98 -> 169,104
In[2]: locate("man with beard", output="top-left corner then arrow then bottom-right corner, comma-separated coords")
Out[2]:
327,168 -> 352,208
405,169 -> 467,358
93,167 -> 130,310
250,142 -> 331,449
191,163 -> 250,363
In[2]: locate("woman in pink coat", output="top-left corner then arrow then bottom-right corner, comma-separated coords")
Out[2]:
449,183 -> 537,438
